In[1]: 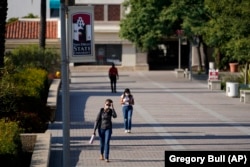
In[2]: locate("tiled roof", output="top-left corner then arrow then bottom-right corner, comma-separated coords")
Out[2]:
5,20 -> 58,39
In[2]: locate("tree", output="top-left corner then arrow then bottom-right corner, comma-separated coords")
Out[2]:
204,0 -> 250,65
159,0 -> 210,72
204,0 -> 250,83
0,0 -> 7,68
119,0 -> 172,51
120,0 -> 210,72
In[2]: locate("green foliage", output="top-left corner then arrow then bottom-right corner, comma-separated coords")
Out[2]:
120,0 -> 171,51
238,65 -> 250,83
4,44 -> 60,74
120,0 -> 250,67
0,85 -> 17,117
1,68 -> 48,98
17,111 -> 49,133
120,0 -> 208,51
221,74 -> 241,83
11,68 -> 48,98
7,17 -> 18,24
220,74 -> 241,91
204,0 -> 250,65
22,13 -> 38,18
0,68 -> 50,132
223,38 -> 250,63
160,0 -> 208,40
0,120 -> 22,155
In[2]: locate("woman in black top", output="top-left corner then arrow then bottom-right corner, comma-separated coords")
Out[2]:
93,99 -> 117,162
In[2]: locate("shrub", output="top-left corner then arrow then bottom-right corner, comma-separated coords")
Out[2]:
220,74 -> 241,91
238,66 -> 250,84
0,119 -> 24,166
0,87 -> 17,119
13,68 -> 48,99
4,44 -> 60,74
0,119 -> 22,155
0,68 -> 50,132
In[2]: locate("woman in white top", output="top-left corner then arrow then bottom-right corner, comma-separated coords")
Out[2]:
120,88 -> 135,133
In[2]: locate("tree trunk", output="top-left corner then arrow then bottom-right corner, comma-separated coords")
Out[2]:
245,62 -> 249,85
200,36 -> 209,74
39,0 -> 46,49
0,0 -> 7,68
196,36 -> 202,72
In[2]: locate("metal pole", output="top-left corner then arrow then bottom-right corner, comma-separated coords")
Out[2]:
178,36 -> 181,69
60,0 -> 70,167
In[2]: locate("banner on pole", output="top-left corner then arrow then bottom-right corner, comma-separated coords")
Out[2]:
68,6 -> 95,63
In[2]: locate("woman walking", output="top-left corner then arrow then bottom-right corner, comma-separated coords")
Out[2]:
120,88 -> 135,133
93,99 -> 117,162
108,63 -> 119,93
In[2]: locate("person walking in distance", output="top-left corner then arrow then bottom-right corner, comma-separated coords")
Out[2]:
120,88 -> 135,133
93,99 -> 117,162
108,63 -> 119,93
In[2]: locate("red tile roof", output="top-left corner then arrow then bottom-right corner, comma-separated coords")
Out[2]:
5,20 -> 58,39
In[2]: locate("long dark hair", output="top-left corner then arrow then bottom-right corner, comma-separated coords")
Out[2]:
123,88 -> 132,98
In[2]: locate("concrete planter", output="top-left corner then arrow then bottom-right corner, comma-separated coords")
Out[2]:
21,132 -> 51,167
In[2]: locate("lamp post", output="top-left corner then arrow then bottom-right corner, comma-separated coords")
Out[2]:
176,29 -> 184,69
60,0 -> 70,167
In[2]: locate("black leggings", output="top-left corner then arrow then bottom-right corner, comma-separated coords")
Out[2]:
110,76 -> 117,92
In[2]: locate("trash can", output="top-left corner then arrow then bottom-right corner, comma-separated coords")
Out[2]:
226,82 -> 239,97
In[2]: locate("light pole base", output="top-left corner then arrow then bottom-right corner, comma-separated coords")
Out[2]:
175,68 -> 184,78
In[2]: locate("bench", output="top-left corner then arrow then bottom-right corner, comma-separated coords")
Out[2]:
240,89 -> 250,104
208,80 -> 221,90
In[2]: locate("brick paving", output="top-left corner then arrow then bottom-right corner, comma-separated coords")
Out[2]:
48,71 -> 250,167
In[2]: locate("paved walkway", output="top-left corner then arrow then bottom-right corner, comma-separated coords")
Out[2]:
48,71 -> 250,167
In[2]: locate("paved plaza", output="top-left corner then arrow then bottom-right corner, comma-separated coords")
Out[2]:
48,71 -> 250,167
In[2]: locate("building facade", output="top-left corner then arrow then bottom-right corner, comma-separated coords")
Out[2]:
6,0 -> 148,70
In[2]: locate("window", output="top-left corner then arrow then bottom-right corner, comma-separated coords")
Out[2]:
50,0 -> 60,18
95,44 -> 122,65
50,9 -> 59,18
108,5 -> 120,21
94,5 -> 104,21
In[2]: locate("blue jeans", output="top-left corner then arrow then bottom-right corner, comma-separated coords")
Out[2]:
122,105 -> 133,130
98,128 -> 112,159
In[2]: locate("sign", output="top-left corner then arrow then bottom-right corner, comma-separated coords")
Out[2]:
50,0 -> 60,8
208,69 -> 219,80
68,6 -> 95,63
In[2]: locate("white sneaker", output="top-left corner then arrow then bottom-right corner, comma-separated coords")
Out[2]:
124,130 -> 128,133
127,130 -> 131,133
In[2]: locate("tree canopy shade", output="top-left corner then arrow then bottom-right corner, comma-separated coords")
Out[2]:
119,0 -> 208,51
204,0 -> 250,63
120,0 -> 250,68
119,0 -> 172,51
160,0 -> 209,41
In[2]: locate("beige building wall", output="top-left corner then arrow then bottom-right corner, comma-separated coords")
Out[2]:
122,44 -> 136,66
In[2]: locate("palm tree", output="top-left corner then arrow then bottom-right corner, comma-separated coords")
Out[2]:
0,0 -> 7,68
40,0 -> 46,49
